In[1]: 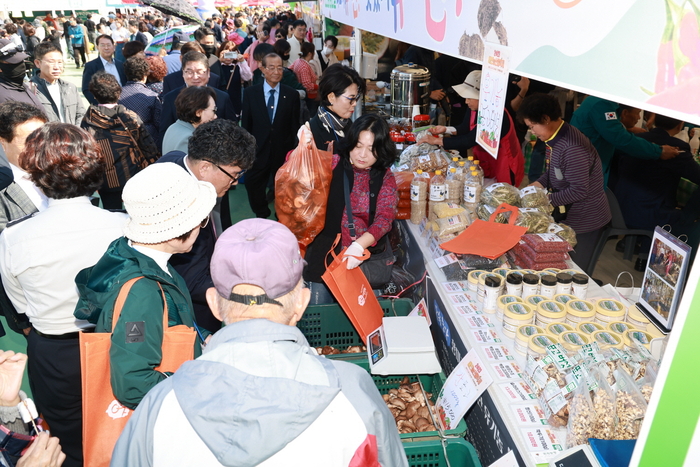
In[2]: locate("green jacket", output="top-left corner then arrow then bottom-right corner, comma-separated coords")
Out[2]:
74,237 -> 204,409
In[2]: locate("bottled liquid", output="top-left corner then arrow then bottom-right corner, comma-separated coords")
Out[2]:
463,170 -> 482,217
472,160 -> 484,184
450,156 -> 461,170
428,170 -> 447,218
410,170 -> 429,224
678,126 -> 690,143
446,168 -> 462,204
690,129 -> 700,156
457,161 -> 467,178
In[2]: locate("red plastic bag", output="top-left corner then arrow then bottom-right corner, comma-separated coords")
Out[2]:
275,137 -> 333,251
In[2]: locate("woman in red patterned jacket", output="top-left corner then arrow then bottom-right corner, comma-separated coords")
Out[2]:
303,113 -> 399,304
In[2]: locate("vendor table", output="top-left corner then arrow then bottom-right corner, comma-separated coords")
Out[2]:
398,220 -> 611,467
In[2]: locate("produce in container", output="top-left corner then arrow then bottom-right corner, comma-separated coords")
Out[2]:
514,208 -> 553,234
480,182 -> 521,208
547,222 -> 578,249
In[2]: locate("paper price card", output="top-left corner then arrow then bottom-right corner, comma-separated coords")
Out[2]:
464,315 -> 494,329
434,253 -> 458,268
491,362 -> 522,380
530,451 -> 563,465
454,304 -> 478,316
449,293 -> 471,306
482,344 -> 513,361
499,381 -> 536,402
436,349 -> 493,431
487,450 -> 518,467
408,298 -> 431,326
520,427 -> 563,452
472,329 -> 501,344
511,403 -> 548,426
441,281 -> 469,293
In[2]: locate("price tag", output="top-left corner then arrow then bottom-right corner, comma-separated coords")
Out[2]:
464,315 -> 492,329
512,403 -> 548,426
435,253 -> 458,268
482,344 -> 513,361
491,362 -> 522,380
472,329 -> 501,343
520,427 -> 563,452
441,281 -> 469,293
449,293 -> 470,305
499,381 -> 536,402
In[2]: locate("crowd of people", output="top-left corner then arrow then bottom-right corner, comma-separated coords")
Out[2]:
0,5 -> 696,467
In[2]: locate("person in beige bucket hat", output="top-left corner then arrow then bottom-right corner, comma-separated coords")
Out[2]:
74,162 -> 217,410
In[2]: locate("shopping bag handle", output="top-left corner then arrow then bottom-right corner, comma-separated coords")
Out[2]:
490,203 -> 520,225
324,234 -> 371,267
111,277 -> 168,332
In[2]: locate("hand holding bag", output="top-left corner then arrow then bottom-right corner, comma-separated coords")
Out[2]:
80,277 -> 196,467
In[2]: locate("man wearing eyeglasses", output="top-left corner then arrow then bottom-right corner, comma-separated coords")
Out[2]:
157,119 -> 256,333
81,34 -> 127,105
159,51 -> 237,151
241,53 -> 300,219
31,42 -> 85,125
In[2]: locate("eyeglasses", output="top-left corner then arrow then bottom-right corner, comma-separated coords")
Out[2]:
340,94 -> 361,104
207,106 -> 218,113
209,162 -> 245,184
200,216 -> 210,229
264,66 -> 284,73
183,69 -> 208,77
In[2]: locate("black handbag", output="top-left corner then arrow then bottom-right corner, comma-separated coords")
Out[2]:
343,172 -> 396,289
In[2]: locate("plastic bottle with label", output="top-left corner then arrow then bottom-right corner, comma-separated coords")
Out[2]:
410,169 -> 429,224
446,168 -> 462,204
428,170 -> 446,218
690,130 -> 700,156
463,170 -> 482,217
678,126 -> 690,143
472,160 -> 484,184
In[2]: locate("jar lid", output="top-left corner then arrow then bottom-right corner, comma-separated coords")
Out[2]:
623,329 -> 653,348
405,132 -> 416,142
566,300 -> 596,317
523,273 -> 539,285
546,322 -> 574,336
516,324 -> 545,341
498,295 -> 523,311
596,299 -> 626,317
607,321 -> 637,335
468,269 -> 485,284
626,305 -> 649,322
556,272 -> 573,284
554,294 -> 576,305
537,300 -> 566,318
493,268 -> 510,278
577,321 -> 604,335
505,302 -> 534,320
484,275 -> 502,288
528,333 -> 558,353
395,134 -> 406,143
543,268 -> 561,274
413,114 -> 430,122
525,294 -> 547,307
572,273 -> 589,285
540,274 -> 557,287
591,330 -> 623,349
506,273 -> 523,285
559,331 -> 590,349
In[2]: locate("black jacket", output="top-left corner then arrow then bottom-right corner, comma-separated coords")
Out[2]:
82,56 -> 127,105
162,70 -> 220,95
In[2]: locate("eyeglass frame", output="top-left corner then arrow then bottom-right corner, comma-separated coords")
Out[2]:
183,68 -> 209,78
340,94 -> 362,104
205,161 -> 246,184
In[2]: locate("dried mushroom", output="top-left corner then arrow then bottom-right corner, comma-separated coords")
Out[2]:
383,377 -> 439,434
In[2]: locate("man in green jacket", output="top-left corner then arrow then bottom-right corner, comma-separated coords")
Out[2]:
74,163 -> 217,409
570,96 -> 680,187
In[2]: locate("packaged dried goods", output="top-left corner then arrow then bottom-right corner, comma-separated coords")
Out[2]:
435,212 -> 470,236
588,364 -> 617,440
520,185 -> 551,209
566,373 -> 596,447
432,202 -> 466,219
547,222 -> 578,248
476,203 -> 509,223
410,170 -> 429,224
513,240 -> 571,263
459,254 -> 506,270
522,233 -> 574,253
480,182 -> 521,208
611,369 -> 648,440
514,208 -> 552,234
446,168 -> 462,204
410,149 -> 450,173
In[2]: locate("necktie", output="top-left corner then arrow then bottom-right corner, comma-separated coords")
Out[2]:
267,89 -> 275,122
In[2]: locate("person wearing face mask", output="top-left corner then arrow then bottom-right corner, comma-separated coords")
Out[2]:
0,39 -> 44,110
302,113 -> 398,304
316,35 -> 339,73
195,26 -> 221,78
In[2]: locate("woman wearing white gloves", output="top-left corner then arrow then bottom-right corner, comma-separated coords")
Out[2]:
301,114 -> 399,304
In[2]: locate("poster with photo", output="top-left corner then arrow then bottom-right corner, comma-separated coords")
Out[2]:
638,226 -> 692,331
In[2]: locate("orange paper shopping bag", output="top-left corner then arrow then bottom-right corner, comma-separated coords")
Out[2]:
322,237 -> 383,344
80,277 -> 196,467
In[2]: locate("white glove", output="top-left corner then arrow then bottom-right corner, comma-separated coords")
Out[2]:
343,241 -> 365,270
297,122 -> 312,147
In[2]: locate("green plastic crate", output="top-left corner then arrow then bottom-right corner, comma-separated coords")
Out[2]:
351,359 -> 468,442
404,438 -> 482,467
298,298 -> 414,349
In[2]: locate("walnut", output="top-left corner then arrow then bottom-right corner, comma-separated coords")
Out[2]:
566,393 -> 595,447
614,391 -> 646,440
590,389 -> 615,439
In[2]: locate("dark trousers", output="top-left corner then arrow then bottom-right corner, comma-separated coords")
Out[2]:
99,189 -> 123,210
570,226 -> 606,276
72,45 -> 86,67
244,151 -> 282,218
26,330 -> 83,467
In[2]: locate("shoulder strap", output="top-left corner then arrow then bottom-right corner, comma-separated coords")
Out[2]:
111,277 -> 169,332
343,171 -> 356,240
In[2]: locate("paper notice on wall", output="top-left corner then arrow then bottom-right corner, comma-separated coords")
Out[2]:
476,43 -> 511,158
436,348 -> 493,431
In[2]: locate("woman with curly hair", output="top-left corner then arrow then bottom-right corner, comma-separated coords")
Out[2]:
145,54 -> 167,95
0,123 -> 128,467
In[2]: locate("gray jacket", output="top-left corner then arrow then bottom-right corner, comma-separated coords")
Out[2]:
0,182 -> 38,233
112,319 -> 408,467
30,76 -> 86,125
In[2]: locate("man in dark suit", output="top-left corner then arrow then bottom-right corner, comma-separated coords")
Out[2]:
127,20 -> 149,46
157,120 -> 256,333
82,34 -> 126,105
241,53 -> 300,218
162,42 -> 220,95
159,51 -> 237,150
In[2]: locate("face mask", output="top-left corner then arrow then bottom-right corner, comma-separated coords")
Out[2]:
323,47 -> 333,56
282,54 -> 290,61
0,62 -> 26,85
201,44 -> 216,57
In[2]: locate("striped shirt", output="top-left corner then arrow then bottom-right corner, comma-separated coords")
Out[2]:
536,122 -> 611,233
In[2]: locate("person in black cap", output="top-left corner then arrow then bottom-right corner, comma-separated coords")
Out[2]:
0,38 -> 44,109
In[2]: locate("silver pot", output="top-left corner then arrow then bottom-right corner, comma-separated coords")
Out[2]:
390,64 -> 431,119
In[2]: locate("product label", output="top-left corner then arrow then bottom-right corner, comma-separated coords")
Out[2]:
578,342 -> 604,364
445,214 -> 462,226
520,186 -> 537,196
500,296 -> 521,306
541,302 -> 563,313
570,300 -> 593,312
519,325 -> 541,338
609,322 -> 631,334
594,331 -> 621,345
520,428 -> 563,452
410,184 -> 422,201
578,322 -> 602,334
499,381 -> 536,401
547,324 -> 569,335
448,293 -> 470,305
441,281 -> 469,293
599,300 -> 622,312
571,364 -> 597,391
512,403 -> 548,426
430,183 -> 447,201
418,155 -> 431,164
546,344 -> 574,371
486,182 -> 506,192
535,233 -> 565,243
520,207 -> 539,213
526,296 -> 545,307
394,163 -> 410,172
506,303 -> 530,316
547,223 -> 564,234
561,332 -> 586,346
555,295 -> 573,304
629,330 -> 651,344
532,335 -> 555,348
483,345 -> 513,361
463,184 -> 479,204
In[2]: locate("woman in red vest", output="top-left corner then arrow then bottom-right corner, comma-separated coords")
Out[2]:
419,70 -> 524,186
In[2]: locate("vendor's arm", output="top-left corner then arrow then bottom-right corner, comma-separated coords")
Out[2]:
109,280 -> 171,410
364,171 -> 398,245
547,147 -> 592,207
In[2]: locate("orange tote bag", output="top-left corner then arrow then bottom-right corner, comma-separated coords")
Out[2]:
80,277 -> 197,467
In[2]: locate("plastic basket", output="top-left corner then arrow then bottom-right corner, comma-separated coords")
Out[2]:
351,358 -> 468,442
298,298 -> 414,349
404,438 -> 482,467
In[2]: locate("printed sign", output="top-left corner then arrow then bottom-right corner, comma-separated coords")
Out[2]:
476,42 -> 511,157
